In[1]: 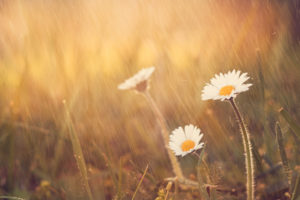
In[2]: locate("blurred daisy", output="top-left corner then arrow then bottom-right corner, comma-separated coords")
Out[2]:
169,124 -> 204,157
202,70 -> 252,101
118,66 -> 155,92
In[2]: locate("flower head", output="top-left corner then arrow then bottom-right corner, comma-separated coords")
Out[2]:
202,69 -> 252,101
169,124 -> 204,157
118,66 -> 155,92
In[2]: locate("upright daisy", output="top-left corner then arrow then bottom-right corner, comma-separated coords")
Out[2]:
201,69 -> 255,200
201,70 -> 252,101
118,66 -> 155,92
169,124 -> 204,157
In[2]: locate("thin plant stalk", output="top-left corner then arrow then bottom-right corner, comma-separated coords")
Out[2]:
116,158 -> 124,199
229,98 -> 255,200
64,104 -> 94,200
7,125 -> 15,192
291,173 -> 300,200
275,122 -> 291,187
132,164 -> 149,200
195,147 -> 210,200
102,153 -> 118,188
0,196 -> 25,200
279,108 -> 300,139
143,91 -> 184,181
164,182 -> 172,200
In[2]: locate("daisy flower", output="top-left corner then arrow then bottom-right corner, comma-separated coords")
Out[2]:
202,70 -> 252,101
118,66 -> 155,92
169,124 -> 204,157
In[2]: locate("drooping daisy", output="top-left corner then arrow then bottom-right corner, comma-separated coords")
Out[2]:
169,124 -> 204,157
201,70 -> 252,101
118,66 -> 155,92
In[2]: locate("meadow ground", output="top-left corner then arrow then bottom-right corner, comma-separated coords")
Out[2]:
0,0 -> 300,199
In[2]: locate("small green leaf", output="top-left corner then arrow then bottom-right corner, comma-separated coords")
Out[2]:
275,122 -> 291,187
279,108 -> 300,139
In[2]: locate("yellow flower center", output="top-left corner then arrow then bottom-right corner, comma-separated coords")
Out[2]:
219,85 -> 235,96
181,140 -> 195,152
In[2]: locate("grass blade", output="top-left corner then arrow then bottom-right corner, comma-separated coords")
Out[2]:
132,164 -> 149,200
291,173 -> 300,200
256,51 -> 270,172
275,122 -> 291,187
64,103 -> 94,200
129,160 -> 156,184
0,196 -> 25,200
279,108 -> 300,139
7,127 -> 15,192
251,139 -> 264,173
102,153 -> 118,190
196,146 -> 210,200
116,158 -> 124,199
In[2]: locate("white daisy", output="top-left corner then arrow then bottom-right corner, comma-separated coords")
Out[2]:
118,66 -> 155,92
201,69 -> 252,101
169,124 -> 204,157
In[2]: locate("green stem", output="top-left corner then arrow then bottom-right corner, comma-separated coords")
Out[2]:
144,91 -> 184,180
229,98 -> 255,200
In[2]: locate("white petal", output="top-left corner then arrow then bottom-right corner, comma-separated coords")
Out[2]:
201,69 -> 252,101
118,66 -> 155,91
169,124 -> 205,157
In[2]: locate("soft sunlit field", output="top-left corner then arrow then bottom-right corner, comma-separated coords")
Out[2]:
0,0 -> 300,199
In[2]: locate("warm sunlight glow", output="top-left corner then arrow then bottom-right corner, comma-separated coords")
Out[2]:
0,1 -> 297,199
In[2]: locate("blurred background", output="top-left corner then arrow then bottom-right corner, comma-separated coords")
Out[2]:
0,0 -> 299,199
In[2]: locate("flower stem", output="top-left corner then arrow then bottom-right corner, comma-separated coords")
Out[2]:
229,98 -> 255,200
144,91 -> 184,180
